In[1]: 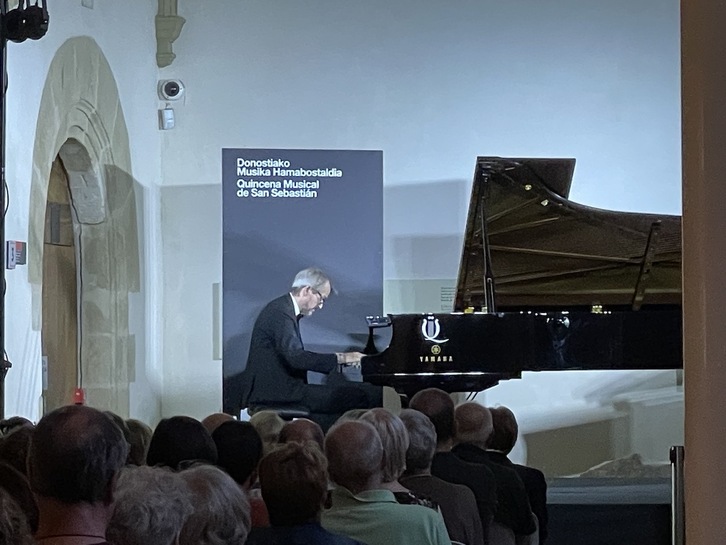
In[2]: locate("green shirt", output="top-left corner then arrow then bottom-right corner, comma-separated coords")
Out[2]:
321,486 -> 452,545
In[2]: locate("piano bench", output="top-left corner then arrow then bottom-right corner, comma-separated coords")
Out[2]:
248,405 -> 311,421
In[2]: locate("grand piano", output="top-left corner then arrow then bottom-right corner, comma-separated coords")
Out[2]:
361,157 -> 682,396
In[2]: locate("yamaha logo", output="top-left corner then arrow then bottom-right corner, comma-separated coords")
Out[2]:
431,345 -> 441,355
421,315 -> 449,344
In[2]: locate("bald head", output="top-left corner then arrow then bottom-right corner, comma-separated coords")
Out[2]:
279,419 -> 325,450
409,388 -> 455,446
201,413 -> 234,435
455,403 -> 493,449
325,420 -> 383,494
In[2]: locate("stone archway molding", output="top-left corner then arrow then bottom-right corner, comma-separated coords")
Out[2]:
156,0 -> 186,68
29,36 -> 140,416
57,135 -> 106,225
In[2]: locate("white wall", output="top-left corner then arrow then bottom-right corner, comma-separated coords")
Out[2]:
164,0 -> 681,211
158,184 -> 222,418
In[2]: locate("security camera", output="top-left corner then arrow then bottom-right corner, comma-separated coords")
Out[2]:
158,79 -> 185,101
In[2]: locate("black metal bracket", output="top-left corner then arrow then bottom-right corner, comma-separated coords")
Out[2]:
631,221 -> 662,311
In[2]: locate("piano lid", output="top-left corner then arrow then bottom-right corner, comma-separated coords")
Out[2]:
455,157 -> 682,312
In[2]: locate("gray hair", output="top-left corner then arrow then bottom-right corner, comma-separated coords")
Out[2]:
125,419 -> 153,466
360,408 -> 409,482
336,408 -> 368,422
108,465 -> 193,545
399,409 -> 437,474
179,464 -> 250,545
249,410 -> 285,456
290,267 -> 331,294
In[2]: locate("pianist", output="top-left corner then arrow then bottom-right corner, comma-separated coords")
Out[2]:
239,267 -> 382,429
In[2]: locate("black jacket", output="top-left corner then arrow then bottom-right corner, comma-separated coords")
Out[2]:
484,450 -> 548,544
453,443 -> 536,537
430,451 -> 497,538
240,294 -> 337,407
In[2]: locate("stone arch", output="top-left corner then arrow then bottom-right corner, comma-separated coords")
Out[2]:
29,37 -> 140,416
57,137 -> 106,225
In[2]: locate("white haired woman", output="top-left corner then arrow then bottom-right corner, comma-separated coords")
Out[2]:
179,464 -> 251,545
360,408 -> 439,511
108,465 -> 194,545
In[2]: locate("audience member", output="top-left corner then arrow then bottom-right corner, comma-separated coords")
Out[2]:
247,441 -> 365,545
454,402 -> 536,538
0,416 -> 32,436
179,464 -> 251,545
11,402 -> 545,545
7,404 -> 543,545
107,465 -> 193,545
210,419 -> 268,527
201,412 -> 235,435
488,406 -> 548,544
146,416 -> 218,469
124,419 -> 153,466
361,407 -> 438,509
0,486 -> 34,545
278,418 -> 325,449
410,388 -> 497,537
28,405 -> 129,545
0,424 -> 33,476
104,412 -> 133,463
0,462 -> 38,533
250,410 -> 285,456
212,420 -> 264,487
399,409 -> 484,545
337,408 -> 368,421
210,418 -> 268,528
322,419 -> 450,545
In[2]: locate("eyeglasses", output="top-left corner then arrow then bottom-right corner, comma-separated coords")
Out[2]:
310,287 -> 327,308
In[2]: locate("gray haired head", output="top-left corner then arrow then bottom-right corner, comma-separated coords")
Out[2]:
108,465 -> 194,545
399,409 -> 437,474
290,267 -> 333,295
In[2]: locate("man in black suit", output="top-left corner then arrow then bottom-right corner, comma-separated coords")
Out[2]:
399,408 -> 485,545
488,406 -> 548,544
409,388 -> 497,541
240,267 -> 381,428
453,403 -> 537,540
